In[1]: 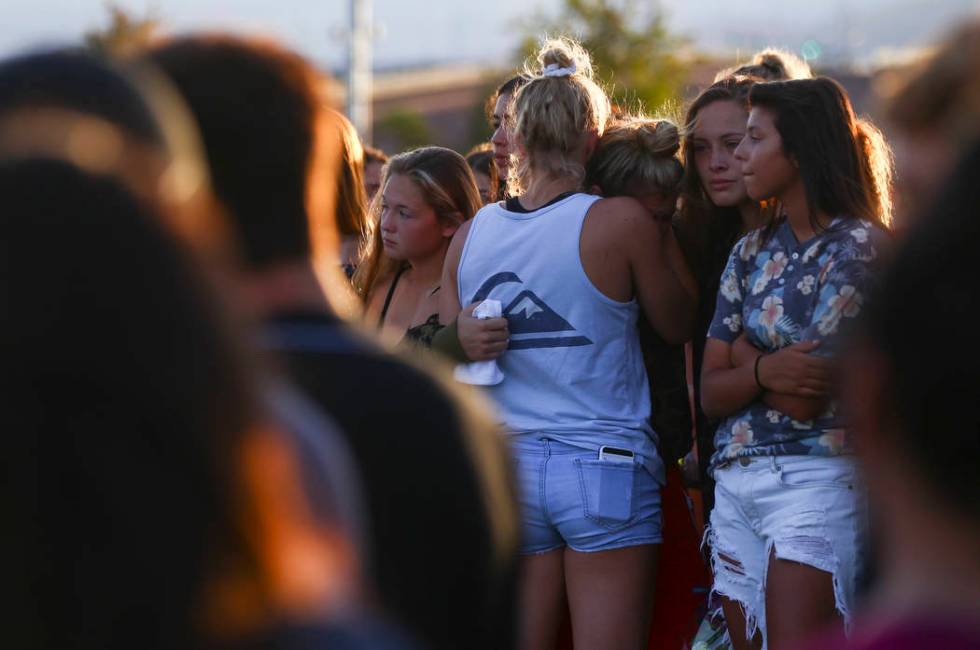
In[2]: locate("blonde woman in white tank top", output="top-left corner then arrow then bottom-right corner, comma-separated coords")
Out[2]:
440,38 -> 697,650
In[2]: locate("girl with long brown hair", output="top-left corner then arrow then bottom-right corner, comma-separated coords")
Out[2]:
699,76 -> 893,650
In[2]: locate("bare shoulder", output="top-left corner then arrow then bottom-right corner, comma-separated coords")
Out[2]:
585,195 -> 659,242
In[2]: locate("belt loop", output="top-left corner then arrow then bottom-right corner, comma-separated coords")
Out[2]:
543,438 -> 551,457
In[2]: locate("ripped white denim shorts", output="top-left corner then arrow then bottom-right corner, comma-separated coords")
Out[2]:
706,455 -> 868,649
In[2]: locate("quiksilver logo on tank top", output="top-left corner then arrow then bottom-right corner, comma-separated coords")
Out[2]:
471,272 -> 593,350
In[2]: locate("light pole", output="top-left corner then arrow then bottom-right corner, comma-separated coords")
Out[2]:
347,0 -> 373,144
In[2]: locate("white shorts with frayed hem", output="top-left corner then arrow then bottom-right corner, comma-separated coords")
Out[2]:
706,455 -> 868,650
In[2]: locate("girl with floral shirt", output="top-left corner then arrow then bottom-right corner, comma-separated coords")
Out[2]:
700,78 -> 893,650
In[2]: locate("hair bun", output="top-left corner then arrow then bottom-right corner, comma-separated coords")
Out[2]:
757,53 -> 787,76
636,118 -> 680,157
536,36 -> 594,80
719,47 -> 812,82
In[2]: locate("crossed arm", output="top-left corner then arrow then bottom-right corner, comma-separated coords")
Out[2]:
701,333 -> 832,423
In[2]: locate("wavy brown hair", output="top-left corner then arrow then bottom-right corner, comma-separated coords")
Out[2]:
352,146 -> 481,301
749,77 -> 893,234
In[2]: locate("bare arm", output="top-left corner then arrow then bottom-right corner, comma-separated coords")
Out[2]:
732,333 -> 832,421
437,219 -> 470,324
700,338 -> 762,419
437,219 -> 509,361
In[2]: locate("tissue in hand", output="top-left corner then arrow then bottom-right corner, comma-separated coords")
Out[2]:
453,299 -> 505,386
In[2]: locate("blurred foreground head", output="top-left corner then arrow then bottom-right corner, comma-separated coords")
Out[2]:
0,48 -> 221,257
845,143 -> 980,623
885,20 -> 980,225
145,35 -> 341,271
0,158 -> 255,647
851,141 -> 980,526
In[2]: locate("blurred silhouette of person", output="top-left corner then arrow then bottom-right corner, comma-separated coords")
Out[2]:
0,157 -> 411,649
465,143 -> 499,205
146,34 -> 519,650
363,144 -> 388,202
796,141 -> 980,650
328,109 -> 370,279
885,20 -> 980,228
0,46 -> 371,546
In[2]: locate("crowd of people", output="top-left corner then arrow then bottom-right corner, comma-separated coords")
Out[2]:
2,18 -> 978,650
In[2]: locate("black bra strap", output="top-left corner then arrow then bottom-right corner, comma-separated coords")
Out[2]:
379,265 -> 408,326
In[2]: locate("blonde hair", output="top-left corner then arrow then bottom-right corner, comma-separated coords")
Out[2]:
352,146 -> 481,301
507,36 -> 611,196
587,116 -> 682,197
328,110 -> 369,240
714,47 -> 812,83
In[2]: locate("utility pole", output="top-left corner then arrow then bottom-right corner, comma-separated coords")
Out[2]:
347,0 -> 373,144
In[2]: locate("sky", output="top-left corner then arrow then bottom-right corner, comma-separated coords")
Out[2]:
1,0 -> 976,70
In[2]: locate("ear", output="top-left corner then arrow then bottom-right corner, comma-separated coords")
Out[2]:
588,184 -> 604,196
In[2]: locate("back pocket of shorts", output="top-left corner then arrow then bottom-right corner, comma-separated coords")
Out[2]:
575,458 -> 636,528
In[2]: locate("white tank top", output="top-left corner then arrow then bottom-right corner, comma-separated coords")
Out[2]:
458,193 -> 663,482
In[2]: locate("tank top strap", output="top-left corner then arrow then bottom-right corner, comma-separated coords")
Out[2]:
379,265 -> 408,326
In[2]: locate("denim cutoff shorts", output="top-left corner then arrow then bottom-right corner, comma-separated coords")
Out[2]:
707,455 -> 868,649
510,437 -> 663,555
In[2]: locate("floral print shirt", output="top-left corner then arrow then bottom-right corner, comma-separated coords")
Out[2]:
707,216 -> 890,469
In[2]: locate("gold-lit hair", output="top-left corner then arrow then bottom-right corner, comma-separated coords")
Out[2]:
714,47 -> 812,83
587,116 -> 682,197
328,109 -> 369,240
507,36 -> 610,196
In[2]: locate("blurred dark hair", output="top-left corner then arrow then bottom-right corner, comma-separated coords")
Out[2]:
484,74 -> 526,123
465,143 -> 498,203
364,144 -> 389,165
861,142 -> 980,521
146,35 -> 336,269
749,77 -> 893,235
0,158 -> 256,647
0,49 -> 162,144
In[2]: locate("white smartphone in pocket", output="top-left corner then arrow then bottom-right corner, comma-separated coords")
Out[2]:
598,445 -> 635,464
